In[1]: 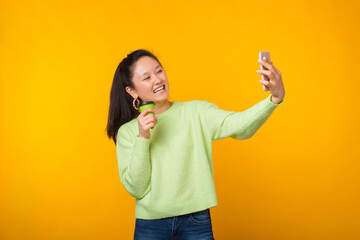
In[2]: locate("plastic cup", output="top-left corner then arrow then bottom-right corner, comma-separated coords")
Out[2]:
139,101 -> 155,115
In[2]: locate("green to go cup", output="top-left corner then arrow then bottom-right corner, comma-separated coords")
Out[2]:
139,101 -> 155,115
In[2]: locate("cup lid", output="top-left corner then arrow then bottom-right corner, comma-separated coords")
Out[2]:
139,101 -> 155,107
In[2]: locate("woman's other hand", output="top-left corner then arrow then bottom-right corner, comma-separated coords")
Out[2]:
137,108 -> 158,139
256,57 -> 285,104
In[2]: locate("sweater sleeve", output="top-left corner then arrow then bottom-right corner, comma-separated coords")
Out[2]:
116,125 -> 152,199
201,94 -> 283,140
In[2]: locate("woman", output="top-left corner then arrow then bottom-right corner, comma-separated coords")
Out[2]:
106,49 -> 285,240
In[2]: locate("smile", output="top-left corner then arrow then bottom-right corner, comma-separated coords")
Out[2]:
153,85 -> 165,94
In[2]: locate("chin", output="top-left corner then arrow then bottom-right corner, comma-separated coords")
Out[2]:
155,92 -> 169,100
154,96 -> 169,103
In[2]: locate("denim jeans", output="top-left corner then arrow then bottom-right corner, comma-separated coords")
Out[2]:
134,208 -> 215,240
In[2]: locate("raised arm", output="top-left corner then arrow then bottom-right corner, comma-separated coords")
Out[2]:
201,94 -> 283,141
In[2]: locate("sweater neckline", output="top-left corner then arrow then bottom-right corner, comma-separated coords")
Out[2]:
156,101 -> 178,119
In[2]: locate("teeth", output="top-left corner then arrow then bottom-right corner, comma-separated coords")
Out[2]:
154,86 -> 164,93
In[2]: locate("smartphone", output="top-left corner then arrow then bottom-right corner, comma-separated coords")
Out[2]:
259,51 -> 270,91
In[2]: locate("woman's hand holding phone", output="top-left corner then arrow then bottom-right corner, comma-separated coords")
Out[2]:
137,108 -> 158,139
256,54 -> 285,104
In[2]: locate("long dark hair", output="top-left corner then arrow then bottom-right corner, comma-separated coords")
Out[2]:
106,49 -> 163,145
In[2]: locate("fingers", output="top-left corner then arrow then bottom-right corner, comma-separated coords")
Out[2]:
142,113 -> 157,120
141,114 -> 158,125
143,119 -> 156,130
259,79 -> 272,89
258,57 -> 273,68
256,69 -> 275,78
258,57 -> 273,70
257,58 -> 283,94
138,109 -> 158,131
257,58 -> 279,79
143,114 -> 158,125
258,57 -> 280,74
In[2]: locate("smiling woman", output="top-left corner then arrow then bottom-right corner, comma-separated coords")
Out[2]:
106,49 -> 170,144
105,49 -> 284,240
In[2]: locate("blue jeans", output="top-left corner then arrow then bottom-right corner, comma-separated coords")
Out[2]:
134,208 -> 215,240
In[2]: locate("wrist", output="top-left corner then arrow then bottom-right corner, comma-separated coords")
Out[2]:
271,95 -> 283,104
138,134 -> 150,140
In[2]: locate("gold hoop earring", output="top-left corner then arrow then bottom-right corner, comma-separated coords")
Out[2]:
133,97 -> 140,110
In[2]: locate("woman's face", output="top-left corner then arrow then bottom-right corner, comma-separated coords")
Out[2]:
126,56 -> 169,104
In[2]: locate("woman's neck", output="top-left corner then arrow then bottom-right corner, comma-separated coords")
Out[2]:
154,100 -> 173,115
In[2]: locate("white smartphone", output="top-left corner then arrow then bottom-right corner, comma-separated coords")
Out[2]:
259,51 -> 270,91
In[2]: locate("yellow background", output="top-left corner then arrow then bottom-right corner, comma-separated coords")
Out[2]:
1,0 -> 359,239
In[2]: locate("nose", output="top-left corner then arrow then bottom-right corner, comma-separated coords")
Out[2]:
152,74 -> 162,84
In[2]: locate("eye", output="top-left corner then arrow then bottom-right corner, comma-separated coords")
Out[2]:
143,70 -> 162,80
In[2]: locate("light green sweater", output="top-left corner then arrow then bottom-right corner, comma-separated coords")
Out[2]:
116,94 -> 283,219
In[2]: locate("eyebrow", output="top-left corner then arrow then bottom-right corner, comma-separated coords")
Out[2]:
141,65 -> 161,77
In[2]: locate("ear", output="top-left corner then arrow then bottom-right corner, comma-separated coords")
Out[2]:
125,86 -> 137,99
